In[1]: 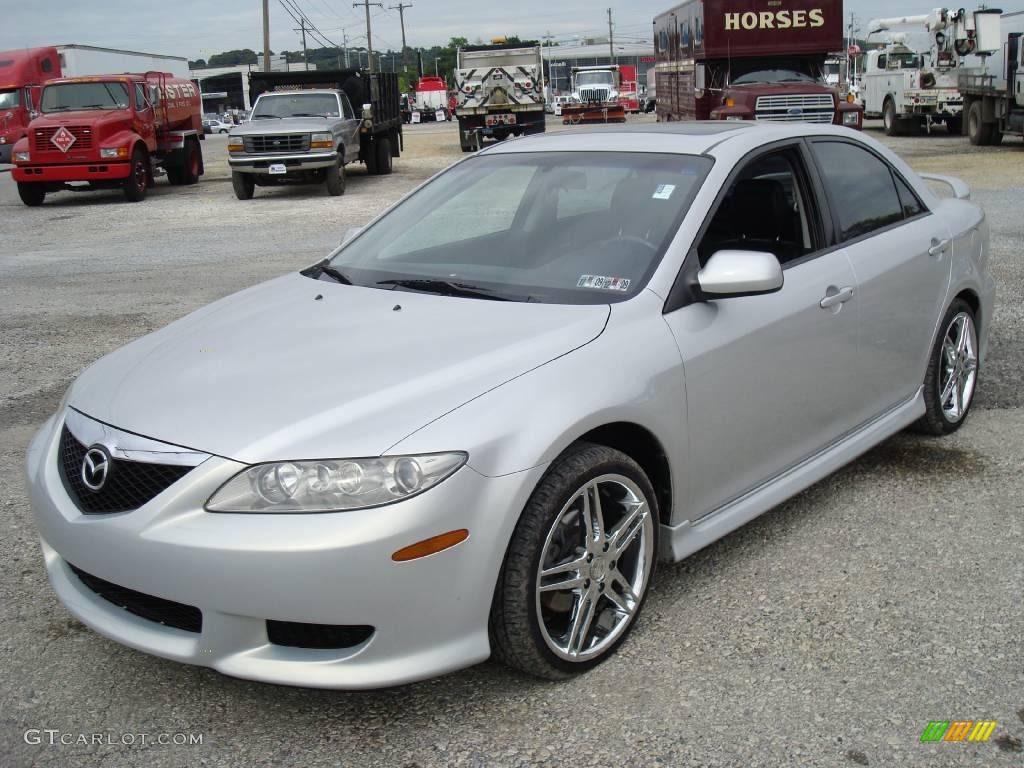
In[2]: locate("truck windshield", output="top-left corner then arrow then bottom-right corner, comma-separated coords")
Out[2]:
576,72 -> 614,87
0,89 -> 19,109
252,93 -> 340,118
732,70 -> 819,85
321,151 -> 712,305
41,82 -> 129,113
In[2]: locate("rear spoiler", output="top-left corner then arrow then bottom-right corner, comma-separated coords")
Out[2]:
918,172 -> 971,200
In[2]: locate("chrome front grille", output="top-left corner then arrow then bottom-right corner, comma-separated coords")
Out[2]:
242,134 -> 311,153
34,125 -> 94,150
754,94 -> 835,124
579,88 -> 608,103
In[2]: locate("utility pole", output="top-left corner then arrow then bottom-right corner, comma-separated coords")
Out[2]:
343,30 -> 350,69
262,0 -> 271,72
294,18 -> 309,70
390,3 -> 413,73
607,7 -> 614,63
353,0 -> 384,73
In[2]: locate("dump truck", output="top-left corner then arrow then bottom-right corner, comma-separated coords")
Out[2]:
455,42 -> 545,151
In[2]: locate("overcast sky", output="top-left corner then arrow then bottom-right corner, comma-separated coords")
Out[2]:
2,1 -> 1020,61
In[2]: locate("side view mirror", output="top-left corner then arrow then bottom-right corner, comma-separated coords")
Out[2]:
697,250 -> 783,299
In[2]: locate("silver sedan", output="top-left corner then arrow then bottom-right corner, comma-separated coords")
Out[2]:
25,122 -> 994,688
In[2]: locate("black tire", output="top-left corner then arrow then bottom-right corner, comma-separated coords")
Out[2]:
883,98 -> 901,136
122,146 -> 149,202
374,136 -> 392,175
967,100 -> 992,146
218,129 -> 228,134
913,299 -> 979,436
231,171 -> 255,200
945,116 -> 962,136
489,442 -> 658,680
363,139 -> 378,175
17,182 -> 46,206
180,139 -> 201,185
325,157 -> 346,196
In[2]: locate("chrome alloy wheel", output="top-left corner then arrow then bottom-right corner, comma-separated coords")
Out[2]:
939,311 -> 978,424
535,474 -> 654,662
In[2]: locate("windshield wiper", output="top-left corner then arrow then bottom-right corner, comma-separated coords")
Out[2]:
251,114 -> 280,119
376,278 -> 509,301
289,112 -> 326,117
304,260 -> 354,285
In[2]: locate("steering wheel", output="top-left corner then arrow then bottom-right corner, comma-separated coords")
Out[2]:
607,234 -> 658,253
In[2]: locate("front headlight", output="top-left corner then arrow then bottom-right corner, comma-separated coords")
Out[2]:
228,136 -> 244,152
310,131 -> 333,149
14,151 -> 30,162
100,147 -> 128,158
843,111 -> 860,126
205,452 -> 468,513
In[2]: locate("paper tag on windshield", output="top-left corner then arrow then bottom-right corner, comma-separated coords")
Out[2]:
652,184 -> 676,200
578,275 -> 631,291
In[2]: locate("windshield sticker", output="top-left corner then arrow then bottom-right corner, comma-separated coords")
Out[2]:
578,275 -> 631,291
652,184 -> 676,200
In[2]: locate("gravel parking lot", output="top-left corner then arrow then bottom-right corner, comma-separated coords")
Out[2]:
1,117 -> 1021,768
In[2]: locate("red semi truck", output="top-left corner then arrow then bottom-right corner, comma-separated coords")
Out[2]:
12,71 -> 203,205
654,0 -> 862,128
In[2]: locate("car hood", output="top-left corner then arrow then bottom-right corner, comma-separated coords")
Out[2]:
230,117 -> 334,135
68,273 -> 609,463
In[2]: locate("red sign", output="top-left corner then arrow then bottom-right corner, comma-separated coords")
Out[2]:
50,126 -> 76,153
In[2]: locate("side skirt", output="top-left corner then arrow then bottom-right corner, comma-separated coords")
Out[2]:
658,389 -> 925,562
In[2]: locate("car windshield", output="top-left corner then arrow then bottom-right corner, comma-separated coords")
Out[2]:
0,88 -> 19,109
41,82 -> 129,113
322,151 -> 712,304
732,70 -> 819,84
576,72 -> 614,87
252,93 -> 339,118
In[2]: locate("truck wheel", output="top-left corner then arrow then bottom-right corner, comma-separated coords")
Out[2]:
325,158 -> 346,196
364,141 -> 379,175
967,101 -> 992,146
17,182 -> 46,207
374,137 -> 392,175
883,99 -> 901,136
231,171 -> 255,200
122,147 -> 149,202
181,139 -> 201,185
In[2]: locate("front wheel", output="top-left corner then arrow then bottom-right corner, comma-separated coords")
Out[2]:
122,147 -> 149,202
490,443 -> 657,679
914,299 -> 979,435
967,100 -> 992,146
325,158 -> 346,196
231,171 -> 255,200
17,182 -> 46,206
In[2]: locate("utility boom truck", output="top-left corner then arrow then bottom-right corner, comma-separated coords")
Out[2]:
863,7 -> 1003,135
454,42 -> 545,152
959,10 -> 1024,145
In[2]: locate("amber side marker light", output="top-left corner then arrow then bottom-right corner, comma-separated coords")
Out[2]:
392,529 -> 469,562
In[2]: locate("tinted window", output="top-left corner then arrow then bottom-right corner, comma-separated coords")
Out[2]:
812,141 -> 904,241
895,174 -> 925,218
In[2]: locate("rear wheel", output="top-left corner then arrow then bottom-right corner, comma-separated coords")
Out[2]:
17,182 -> 46,206
231,171 -> 255,200
325,157 -> 346,195
883,99 -> 901,136
967,100 -> 992,146
122,147 -> 149,202
374,136 -> 392,175
490,443 -> 657,679
913,299 -> 979,436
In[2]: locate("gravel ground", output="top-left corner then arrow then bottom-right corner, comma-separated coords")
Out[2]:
0,117 -> 1021,768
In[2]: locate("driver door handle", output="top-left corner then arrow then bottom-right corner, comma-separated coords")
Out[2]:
819,285 -> 855,309
929,238 -> 951,258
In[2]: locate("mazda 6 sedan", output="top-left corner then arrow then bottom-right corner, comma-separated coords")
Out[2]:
26,122 -> 994,689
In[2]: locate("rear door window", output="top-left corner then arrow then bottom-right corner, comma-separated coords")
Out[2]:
811,141 -> 906,242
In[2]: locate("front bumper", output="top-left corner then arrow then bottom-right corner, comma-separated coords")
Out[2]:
26,412 -> 546,689
228,151 -> 338,174
13,162 -> 131,182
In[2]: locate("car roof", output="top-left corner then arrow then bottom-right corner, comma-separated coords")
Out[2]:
479,121 -> 860,157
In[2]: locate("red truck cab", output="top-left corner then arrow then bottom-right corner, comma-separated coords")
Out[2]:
654,0 -> 862,129
0,47 -> 60,164
12,72 -> 203,205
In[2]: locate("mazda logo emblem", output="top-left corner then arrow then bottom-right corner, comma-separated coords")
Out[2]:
81,446 -> 111,492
